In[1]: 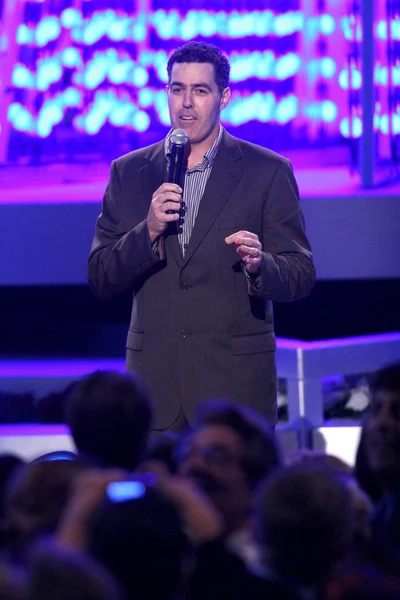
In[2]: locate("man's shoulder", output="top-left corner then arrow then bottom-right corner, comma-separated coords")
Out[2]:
227,132 -> 290,168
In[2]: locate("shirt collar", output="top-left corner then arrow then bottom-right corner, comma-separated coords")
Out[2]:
164,124 -> 223,168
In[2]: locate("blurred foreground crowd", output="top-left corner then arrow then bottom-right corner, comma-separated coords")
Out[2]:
1,362 -> 400,600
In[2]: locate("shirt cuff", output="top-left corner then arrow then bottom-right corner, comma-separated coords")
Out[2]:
243,267 -> 261,288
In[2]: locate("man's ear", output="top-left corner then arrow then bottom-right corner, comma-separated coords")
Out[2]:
220,87 -> 231,110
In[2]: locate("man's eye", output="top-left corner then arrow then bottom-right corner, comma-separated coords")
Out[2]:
172,87 -> 183,94
196,89 -> 207,95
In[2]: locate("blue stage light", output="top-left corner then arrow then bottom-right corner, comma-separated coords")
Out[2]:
133,110 -> 150,132
85,112 -> 105,135
42,103 -> 63,125
60,8 -> 82,29
394,66 -> 400,85
35,16 -> 61,47
61,47 -> 81,68
258,92 -> 275,122
274,12 -> 304,37
138,88 -> 153,108
12,64 -> 34,88
63,87 -> 82,107
375,66 -> 388,86
319,14 -> 335,35
338,68 -> 362,90
321,101 -> 338,122
199,12 -> 218,37
376,20 -> 386,41
339,118 -> 349,138
377,114 -> 400,135
340,116 -> 362,139
393,114 -> 400,134
37,120 -> 52,138
109,18 -> 129,41
8,104 -> 34,132
108,62 -> 130,85
37,59 -> 62,91
17,24 -> 34,45
341,16 -> 361,42
84,57 -> 108,89
132,66 -> 149,87
109,100 -> 133,126
156,10 -> 179,39
379,114 -> 389,135
275,53 -> 301,80
320,57 -> 336,79
275,95 -> 298,124
132,21 -> 146,42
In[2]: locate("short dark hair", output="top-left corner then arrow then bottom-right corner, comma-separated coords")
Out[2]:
27,540 -> 123,600
167,41 -> 230,93
371,362 -> 400,395
66,370 -> 152,471
191,399 -> 280,489
87,486 -> 187,600
255,464 -> 352,586
3,460 -> 86,556
144,432 -> 181,475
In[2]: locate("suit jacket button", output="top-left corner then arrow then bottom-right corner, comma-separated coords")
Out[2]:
180,329 -> 187,338
181,282 -> 189,290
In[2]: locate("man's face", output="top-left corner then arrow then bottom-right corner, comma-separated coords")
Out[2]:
167,62 -> 230,145
179,424 -> 252,530
364,389 -> 400,479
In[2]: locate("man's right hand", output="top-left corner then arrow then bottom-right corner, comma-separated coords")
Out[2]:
147,183 -> 182,242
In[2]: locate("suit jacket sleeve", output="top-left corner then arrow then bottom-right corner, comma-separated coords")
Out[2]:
87,160 -> 164,299
248,159 -> 316,302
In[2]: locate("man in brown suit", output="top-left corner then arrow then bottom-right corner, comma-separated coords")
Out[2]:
88,41 -> 315,432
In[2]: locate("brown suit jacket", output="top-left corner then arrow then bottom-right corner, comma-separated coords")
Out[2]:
88,130 -> 316,429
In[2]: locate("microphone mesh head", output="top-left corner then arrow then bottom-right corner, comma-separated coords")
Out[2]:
171,129 -> 189,145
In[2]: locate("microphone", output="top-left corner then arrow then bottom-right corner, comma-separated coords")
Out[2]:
167,129 -> 188,222
168,128 -> 189,187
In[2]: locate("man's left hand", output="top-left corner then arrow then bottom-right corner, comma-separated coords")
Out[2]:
225,231 -> 263,275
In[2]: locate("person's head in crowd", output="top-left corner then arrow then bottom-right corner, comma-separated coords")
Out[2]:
358,362 -> 400,494
87,484 -> 187,600
286,449 -> 372,551
26,540 -> 123,600
141,433 -> 181,474
255,464 -> 353,591
286,449 -> 352,474
2,460 -> 85,558
36,382 -> 78,424
66,370 -> 152,471
178,399 -> 280,534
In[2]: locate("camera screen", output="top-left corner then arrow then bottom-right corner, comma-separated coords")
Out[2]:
106,481 -> 146,503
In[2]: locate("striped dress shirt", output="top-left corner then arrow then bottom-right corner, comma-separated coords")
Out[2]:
165,125 -> 223,254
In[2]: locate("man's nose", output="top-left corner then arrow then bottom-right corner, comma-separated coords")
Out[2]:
182,449 -> 208,473
182,90 -> 193,108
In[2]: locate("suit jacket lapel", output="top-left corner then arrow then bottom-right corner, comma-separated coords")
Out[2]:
140,141 -> 184,267
182,131 -> 244,267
